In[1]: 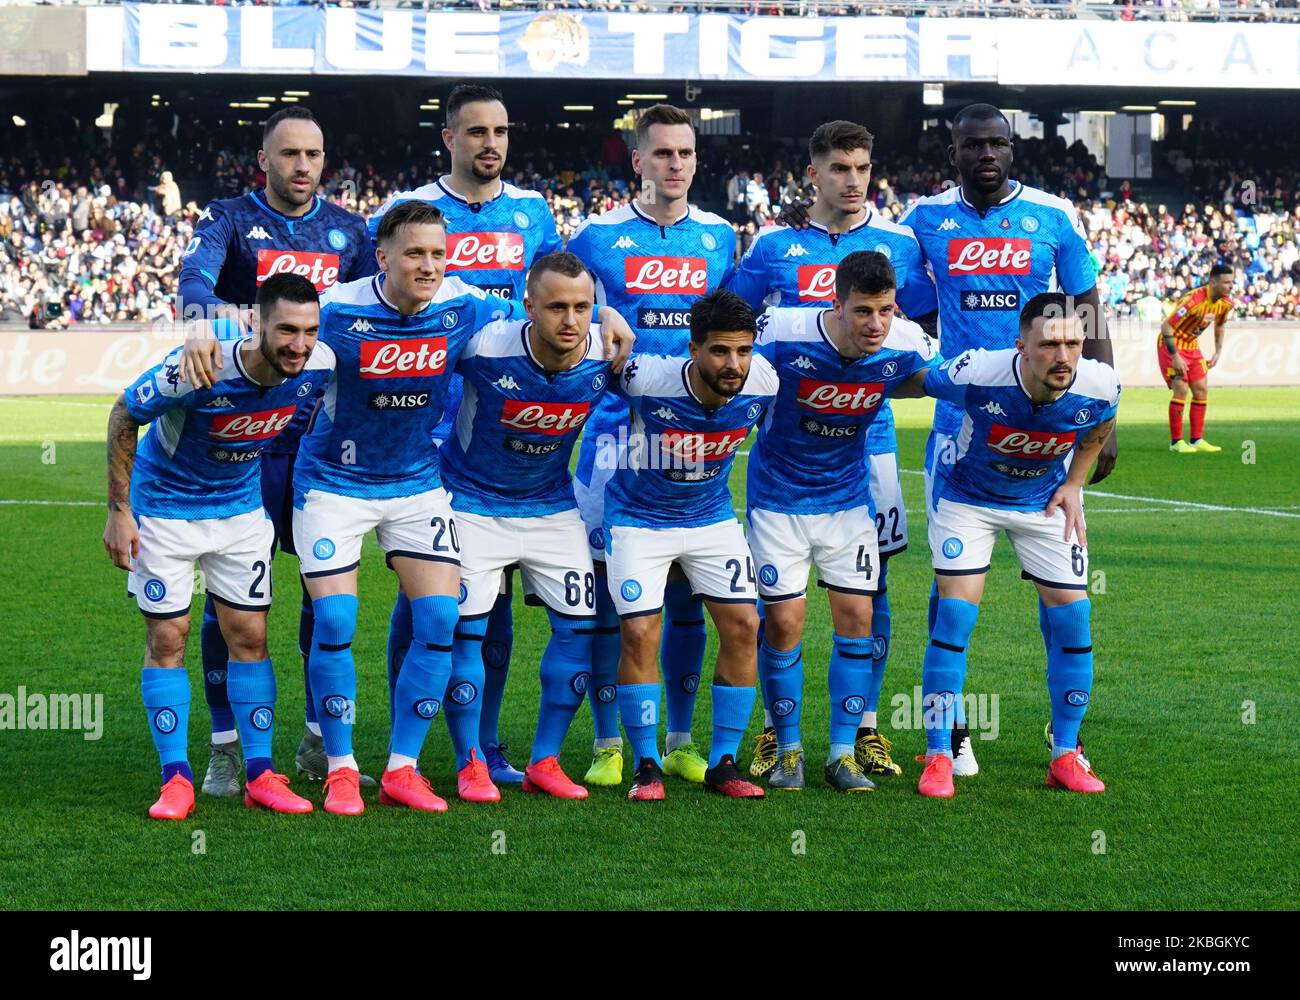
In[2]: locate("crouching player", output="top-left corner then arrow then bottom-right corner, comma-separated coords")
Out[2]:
103,273 -> 331,819
604,290 -> 779,801
918,292 -> 1119,798
746,251 -> 937,792
436,252 -> 627,801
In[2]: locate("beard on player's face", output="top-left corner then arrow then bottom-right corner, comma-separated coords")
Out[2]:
469,155 -> 504,182
267,162 -> 319,208
259,332 -> 309,378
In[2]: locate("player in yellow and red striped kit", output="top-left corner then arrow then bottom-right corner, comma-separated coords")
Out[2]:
1158,265 -> 1234,454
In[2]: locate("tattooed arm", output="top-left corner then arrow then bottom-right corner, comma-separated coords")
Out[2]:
103,395 -> 142,570
1045,417 -> 1115,549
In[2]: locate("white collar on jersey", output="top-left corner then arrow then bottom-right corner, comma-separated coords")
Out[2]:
437,175 -> 505,206
520,321 -> 595,374
959,180 -> 1022,212
808,206 -> 874,237
632,201 -> 690,227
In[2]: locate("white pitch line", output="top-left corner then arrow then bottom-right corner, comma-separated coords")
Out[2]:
897,467 -> 1300,519
0,398 -> 110,409
0,499 -> 100,507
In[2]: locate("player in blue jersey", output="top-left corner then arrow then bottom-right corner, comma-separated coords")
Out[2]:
439,253 -> 620,802
290,199 -> 520,817
728,121 -> 939,781
177,106 -> 377,796
746,252 -> 938,792
103,273 -> 332,820
373,85 -> 564,787
915,293 -> 1118,799
899,104 -> 1117,773
569,104 -> 738,789
603,290 -> 777,802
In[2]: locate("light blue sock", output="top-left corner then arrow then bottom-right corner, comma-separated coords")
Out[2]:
661,579 -> 705,735
386,591 -> 412,729
923,598 -> 979,757
588,580 -> 621,741
444,614 -> 488,768
930,582 -> 969,727
757,640 -> 803,751
226,657 -> 276,781
708,683 -> 756,767
866,566 -> 892,714
1038,596 -> 1053,654
309,594 -> 359,758
532,609 -> 595,762
1046,600 -> 1094,758
618,682 -> 662,766
141,666 -> 192,782
389,595 -> 458,760
828,633 -> 874,746
479,590 -> 514,748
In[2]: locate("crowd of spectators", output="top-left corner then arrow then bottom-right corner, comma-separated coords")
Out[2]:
4,120 -> 1299,327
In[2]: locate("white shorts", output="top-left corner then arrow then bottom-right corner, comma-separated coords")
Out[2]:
128,509 -> 275,617
293,487 -> 460,578
605,520 -> 757,617
456,509 -> 595,618
574,463 -> 617,564
747,507 -> 880,601
928,497 -> 1090,591
868,452 -> 908,558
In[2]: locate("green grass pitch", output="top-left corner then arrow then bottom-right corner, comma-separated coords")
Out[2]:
0,388 -> 1296,910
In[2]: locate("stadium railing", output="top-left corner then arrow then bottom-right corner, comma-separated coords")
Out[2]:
3,0 -> 1299,25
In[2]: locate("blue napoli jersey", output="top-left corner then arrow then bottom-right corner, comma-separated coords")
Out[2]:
748,308 -> 938,516
179,190 -> 376,453
724,211 -> 938,457
124,339 -> 335,519
603,353 -> 779,530
900,182 -> 1097,440
925,348 -> 1120,512
293,274 -> 521,501
441,319 -> 611,518
369,179 -> 563,443
568,202 -> 737,488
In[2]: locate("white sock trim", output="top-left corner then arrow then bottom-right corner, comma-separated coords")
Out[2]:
211,729 -> 239,745
326,754 -> 358,772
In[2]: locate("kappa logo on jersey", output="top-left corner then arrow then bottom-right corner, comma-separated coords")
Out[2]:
783,243 -> 810,258
980,400 -> 1008,417
256,249 -> 341,290
349,318 -> 375,333
986,423 -> 1077,459
208,405 -> 297,442
492,374 -> 521,392
658,427 -> 749,462
209,396 -> 234,409
937,218 -> 960,231
245,226 -> 271,240
624,256 -> 709,294
446,231 -> 525,270
358,337 -> 448,378
499,399 -> 590,436
796,264 -> 837,302
947,238 -> 1033,275
651,405 -> 678,422
791,355 -> 816,371
197,206 -> 214,223
961,289 -> 1021,311
611,235 -> 639,250
795,379 -> 884,415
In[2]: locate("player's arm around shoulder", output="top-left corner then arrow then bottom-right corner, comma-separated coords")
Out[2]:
102,350 -> 199,570
922,346 -> 985,403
